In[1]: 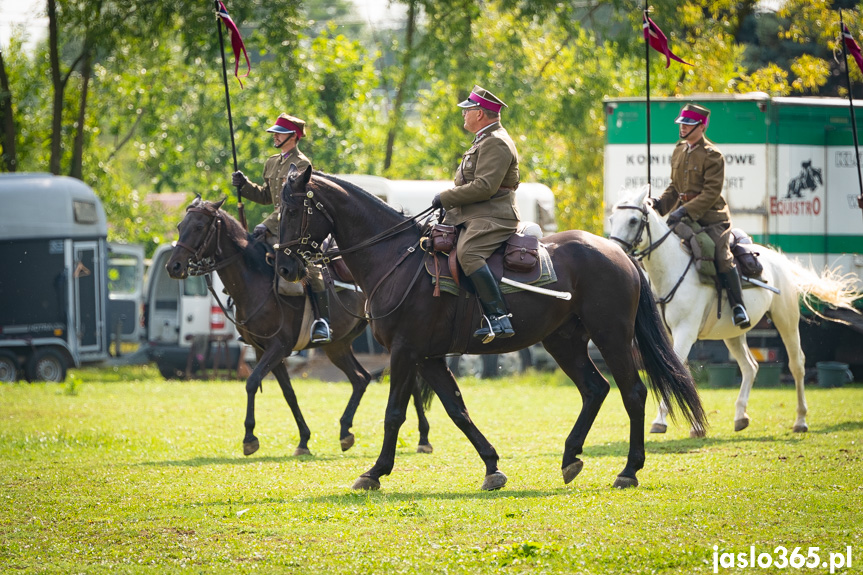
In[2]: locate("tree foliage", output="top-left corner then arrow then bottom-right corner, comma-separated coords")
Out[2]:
1,0 -> 861,249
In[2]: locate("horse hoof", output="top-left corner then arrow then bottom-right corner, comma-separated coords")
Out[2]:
293,447 -> 312,457
562,460 -> 583,485
243,439 -> 259,456
613,475 -> 639,489
793,424 -> 809,433
352,476 -> 381,491
734,417 -> 750,432
416,443 -> 434,454
340,434 -> 355,452
481,471 -> 507,491
689,427 -> 706,439
649,423 -> 667,434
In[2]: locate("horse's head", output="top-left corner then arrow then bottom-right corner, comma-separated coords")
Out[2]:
608,186 -> 665,255
166,195 -> 226,279
275,164 -> 333,283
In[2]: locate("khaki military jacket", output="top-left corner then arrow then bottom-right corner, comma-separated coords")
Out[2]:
440,122 -> 521,225
656,136 -> 729,226
240,146 -> 311,234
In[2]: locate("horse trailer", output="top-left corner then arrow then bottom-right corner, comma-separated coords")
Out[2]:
0,174 -> 115,381
603,94 -> 863,370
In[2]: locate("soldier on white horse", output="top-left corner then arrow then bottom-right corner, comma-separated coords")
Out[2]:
649,103 -> 750,328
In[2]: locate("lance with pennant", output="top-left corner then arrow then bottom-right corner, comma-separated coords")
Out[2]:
215,0 -> 251,231
839,10 -> 863,222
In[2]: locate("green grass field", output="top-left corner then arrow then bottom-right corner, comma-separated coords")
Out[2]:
1,366 -> 861,574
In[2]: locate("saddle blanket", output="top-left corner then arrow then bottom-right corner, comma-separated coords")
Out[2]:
425,244 -> 557,297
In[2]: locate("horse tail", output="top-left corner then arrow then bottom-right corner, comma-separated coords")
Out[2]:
416,374 -> 435,411
778,252 -> 862,316
632,261 -> 708,430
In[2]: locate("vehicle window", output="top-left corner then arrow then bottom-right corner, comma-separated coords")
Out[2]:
108,258 -> 140,294
183,275 -> 208,296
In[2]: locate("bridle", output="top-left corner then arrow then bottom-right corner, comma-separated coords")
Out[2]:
174,204 -> 243,276
274,176 -> 436,321
610,201 -> 694,313
173,202 -> 280,338
610,202 -> 676,261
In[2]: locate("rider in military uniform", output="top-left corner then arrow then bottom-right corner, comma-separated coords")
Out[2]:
232,113 -> 331,343
432,85 -> 520,343
653,103 -> 750,328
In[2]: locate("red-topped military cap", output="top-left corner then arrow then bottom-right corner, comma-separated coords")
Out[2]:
457,85 -> 508,113
266,113 -> 306,138
675,103 -> 710,128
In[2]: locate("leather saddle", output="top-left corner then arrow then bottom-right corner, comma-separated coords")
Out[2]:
422,223 -> 551,297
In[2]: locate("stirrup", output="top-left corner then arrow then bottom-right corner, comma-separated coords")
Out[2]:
310,319 -> 332,343
475,315 -> 496,344
732,305 -> 750,329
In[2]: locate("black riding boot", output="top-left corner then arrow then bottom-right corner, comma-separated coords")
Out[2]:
720,268 -> 751,329
308,287 -> 332,344
468,264 -> 515,343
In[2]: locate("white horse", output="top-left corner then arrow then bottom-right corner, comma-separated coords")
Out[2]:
608,186 -> 861,436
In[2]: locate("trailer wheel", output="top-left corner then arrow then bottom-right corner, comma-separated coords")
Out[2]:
156,361 -> 187,380
26,349 -> 68,383
0,350 -> 20,382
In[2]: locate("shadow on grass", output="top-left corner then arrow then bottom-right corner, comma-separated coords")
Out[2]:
810,420 -> 863,434
136,449 -> 434,468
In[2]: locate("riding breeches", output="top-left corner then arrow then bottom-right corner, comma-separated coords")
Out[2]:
703,221 -> 734,273
455,218 -> 518,276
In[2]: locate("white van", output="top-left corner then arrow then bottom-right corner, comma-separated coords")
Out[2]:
144,244 -> 247,379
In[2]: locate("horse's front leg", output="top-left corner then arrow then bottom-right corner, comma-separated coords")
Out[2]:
724,335 -> 758,432
650,326 -> 698,435
415,358 -> 504,490
242,342 -> 290,456
271,358 -> 312,456
353,352 -> 417,491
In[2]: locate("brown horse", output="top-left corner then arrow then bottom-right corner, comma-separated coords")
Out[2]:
275,166 -> 707,491
166,197 -> 433,457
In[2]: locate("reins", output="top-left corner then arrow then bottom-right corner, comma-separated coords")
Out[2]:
275,178 -> 437,322
175,203 -> 290,340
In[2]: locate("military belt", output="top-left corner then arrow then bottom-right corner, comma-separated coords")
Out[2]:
680,192 -> 700,203
491,186 -> 517,200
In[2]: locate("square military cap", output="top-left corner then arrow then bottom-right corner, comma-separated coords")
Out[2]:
457,85 -> 508,113
266,113 -> 306,138
675,103 -> 710,127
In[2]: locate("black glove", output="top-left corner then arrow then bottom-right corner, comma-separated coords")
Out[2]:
232,171 -> 248,188
666,206 -> 687,226
252,223 -> 268,239
431,194 -> 442,210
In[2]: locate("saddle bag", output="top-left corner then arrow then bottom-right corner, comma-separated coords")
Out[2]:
504,233 -> 540,273
431,224 -> 457,253
673,220 -> 717,278
731,243 -> 763,278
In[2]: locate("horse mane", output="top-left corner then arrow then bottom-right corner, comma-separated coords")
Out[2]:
213,205 -> 273,276
313,172 -> 410,218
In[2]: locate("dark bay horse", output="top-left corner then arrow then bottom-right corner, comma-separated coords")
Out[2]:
275,166 -> 707,491
166,197 -> 433,456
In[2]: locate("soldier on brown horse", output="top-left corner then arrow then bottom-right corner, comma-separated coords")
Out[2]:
274,166 -> 706,491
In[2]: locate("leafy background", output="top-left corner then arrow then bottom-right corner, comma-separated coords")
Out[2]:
1,0 -> 861,255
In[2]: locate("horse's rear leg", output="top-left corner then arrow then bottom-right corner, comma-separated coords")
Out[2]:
323,342 -> 371,451
771,304 -> 808,432
591,329 -> 648,488
271,359 -> 313,456
541,327 -> 610,485
724,335 -> 758,432
242,344 -> 291,456
413,378 -> 433,453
